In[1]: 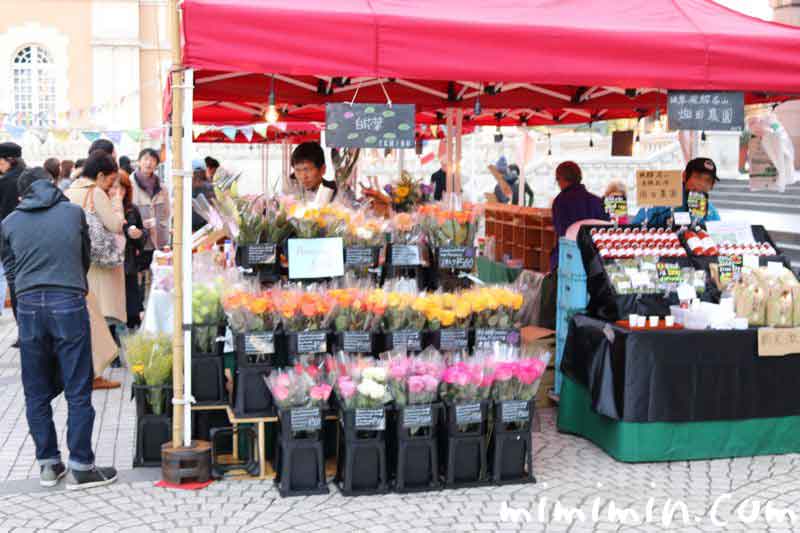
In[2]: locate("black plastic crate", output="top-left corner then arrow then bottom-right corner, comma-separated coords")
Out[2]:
489,400 -> 536,485
274,408 -> 328,497
133,384 -> 173,419
387,404 -> 441,493
192,410 -> 233,453
134,414 -> 171,467
232,364 -> 274,417
191,355 -> 227,405
439,401 -> 490,488
192,322 -> 226,358
336,408 -> 389,496
210,426 -> 260,479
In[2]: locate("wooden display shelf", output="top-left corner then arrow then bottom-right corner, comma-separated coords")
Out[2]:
484,205 -> 554,273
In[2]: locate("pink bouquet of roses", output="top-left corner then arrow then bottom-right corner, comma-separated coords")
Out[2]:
383,347 -> 444,405
265,357 -> 333,410
440,352 -> 494,404
333,352 -> 391,410
489,351 -> 549,402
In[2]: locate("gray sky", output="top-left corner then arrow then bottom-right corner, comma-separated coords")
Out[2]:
713,0 -> 772,20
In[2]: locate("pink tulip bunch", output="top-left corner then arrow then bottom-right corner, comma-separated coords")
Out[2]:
489,355 -> 548,402
382,347 -> 445,405
440,356 -> 494,404
264,358 -> 333,410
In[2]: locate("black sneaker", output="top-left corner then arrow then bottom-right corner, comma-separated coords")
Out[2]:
40,463 -> 67,487
66,467 -> 118,491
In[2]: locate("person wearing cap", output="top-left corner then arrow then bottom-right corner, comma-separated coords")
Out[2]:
0,142 -> 25,343
488,157 -> 534,206
631,157 -> 721,227
1,167 -> 118,490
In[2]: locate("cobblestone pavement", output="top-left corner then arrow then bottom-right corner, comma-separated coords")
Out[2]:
2,316 -> 800,532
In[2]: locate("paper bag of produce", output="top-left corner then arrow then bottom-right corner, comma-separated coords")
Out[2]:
793,285 -> 800,327
766,285 -> 793,328
749,285 -> 767,327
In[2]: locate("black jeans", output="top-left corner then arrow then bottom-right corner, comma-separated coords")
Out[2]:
18,290 -> 95,470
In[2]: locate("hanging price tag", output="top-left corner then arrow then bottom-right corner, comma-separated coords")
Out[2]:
656,262 -> 682,284
687,191 -> 709,220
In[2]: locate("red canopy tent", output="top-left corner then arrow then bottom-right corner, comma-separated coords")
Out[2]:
176,0 -> 800,127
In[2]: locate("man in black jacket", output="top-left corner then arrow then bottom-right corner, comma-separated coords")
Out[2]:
0,142 -> 25,345
1,167 -> 118,490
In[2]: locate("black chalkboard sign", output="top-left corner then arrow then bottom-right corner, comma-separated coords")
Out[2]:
341,331 -> 372,353
344,246 -> 379,267
290,407 -> 322,431
440,328 -> 469,351
244,332 -> 275,355
501,400 -> 530,423
437,247 -> 476,271
611,130 -> 634,157
391,244 -> 421,266
326,103 -> 416,148
402,404 -> 433,428
354,408 -> 386,430
295,331 -> 328,354
667,91 -> 744,132
455,402 -> 483,425
247,243 -> 276,265
390,330 -> 422,352
474,328 -> 520,347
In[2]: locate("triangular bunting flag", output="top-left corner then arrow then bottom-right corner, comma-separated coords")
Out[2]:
32,129 -> 49,145
126,129 -> 143,142
83,131 -> 101,143
221,126 -> 238,141
192,125 -> 210,140
144,127 -> 162,140
240,126 -> 254,142
52,129 -> 71,143
5,125 -> 25,140
106,131 -> 122,145
253,123 -> 269,139
420,152 -> 435,165
273,122 -> 288,132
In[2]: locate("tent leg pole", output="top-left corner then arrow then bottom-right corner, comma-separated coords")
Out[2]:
169,0 -> 185,450
181,68 -> 195,449
455,108 -> 463,195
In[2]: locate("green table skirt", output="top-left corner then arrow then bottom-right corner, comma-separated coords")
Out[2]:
557,376 -> 800,462
477,257 -> 521,284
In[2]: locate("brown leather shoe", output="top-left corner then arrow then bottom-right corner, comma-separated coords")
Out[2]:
92,376 -> 121,390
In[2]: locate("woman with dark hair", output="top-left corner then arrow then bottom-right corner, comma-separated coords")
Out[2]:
118,156 -> 134,178
113,172 -> 147,329
65,151 -> 133,389
59,159 -> 74,186
43,158 -> 60,181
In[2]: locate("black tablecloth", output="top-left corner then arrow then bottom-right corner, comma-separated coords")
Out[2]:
561,315 -> 800,423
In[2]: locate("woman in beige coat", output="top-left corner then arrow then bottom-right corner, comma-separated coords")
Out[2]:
66,152 -> 142,388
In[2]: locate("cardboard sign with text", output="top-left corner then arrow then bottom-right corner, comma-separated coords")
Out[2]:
287,238 -> 344,279
758,327 -> 800,357
636,170 -> 683,207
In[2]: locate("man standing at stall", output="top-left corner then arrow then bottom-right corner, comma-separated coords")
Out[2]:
631,157 -> 721,226
550,161 -> 608,271
291,142 -> 338,204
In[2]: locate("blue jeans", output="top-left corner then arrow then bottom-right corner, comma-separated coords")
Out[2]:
18,290 -> 95,471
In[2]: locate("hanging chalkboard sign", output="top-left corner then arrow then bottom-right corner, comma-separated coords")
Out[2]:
667,91 -> 744,132
326,103 -> 416,148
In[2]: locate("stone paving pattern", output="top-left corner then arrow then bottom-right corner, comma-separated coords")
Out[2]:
1,316 -> 800,531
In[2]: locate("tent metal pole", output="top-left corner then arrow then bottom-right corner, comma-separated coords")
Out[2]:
455,108 -> 463,194
168,0 -> 185,449
180,68 -> 195,448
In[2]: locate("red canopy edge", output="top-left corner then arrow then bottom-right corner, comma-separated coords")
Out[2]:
181,0 -> 800,93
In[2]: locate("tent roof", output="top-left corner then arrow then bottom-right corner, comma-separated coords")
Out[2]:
182,0 -> 800,93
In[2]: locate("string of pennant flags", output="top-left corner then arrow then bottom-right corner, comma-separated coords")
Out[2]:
191,122 -> 290,142
0,78 -> 165,145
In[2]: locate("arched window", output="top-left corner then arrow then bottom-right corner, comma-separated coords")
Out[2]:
12,45 -> 56,127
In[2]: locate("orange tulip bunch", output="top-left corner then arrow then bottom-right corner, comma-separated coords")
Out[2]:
419,203 -> 482,247
277,288 -> 337,332
222,288 -> 279,334
329,288 -> 388,332
390,212 -> 422,245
